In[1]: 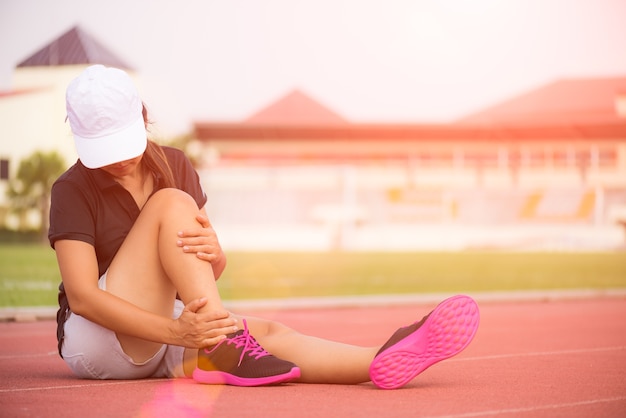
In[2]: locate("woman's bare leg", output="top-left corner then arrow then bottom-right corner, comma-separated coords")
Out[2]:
242,315 -> 376,384
181,314 -> 377,383
104,188 -> 227,362
104,187 -> 377,383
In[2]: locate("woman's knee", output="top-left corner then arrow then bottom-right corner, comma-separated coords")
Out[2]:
149,188 -> 195,204
145,188 -> 198,213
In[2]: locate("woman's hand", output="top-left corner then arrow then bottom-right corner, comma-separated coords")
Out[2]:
177,212 -> 227,279
172,298 -> 238,348
177,214 -> 222,263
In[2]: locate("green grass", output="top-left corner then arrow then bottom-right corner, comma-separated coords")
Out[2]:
217,251 -> 626,300
0,244 -> 61,307
1,244 -> 625,307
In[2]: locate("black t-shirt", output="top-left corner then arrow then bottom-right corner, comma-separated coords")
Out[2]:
49,146 -> 207,355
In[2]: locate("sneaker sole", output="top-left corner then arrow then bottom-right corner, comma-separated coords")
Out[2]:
192,366 -> 301,387
369,295 -> 480,390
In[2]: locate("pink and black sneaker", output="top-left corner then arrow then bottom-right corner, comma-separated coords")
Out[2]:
369,294 -> 480,389
193,319 -> 300,386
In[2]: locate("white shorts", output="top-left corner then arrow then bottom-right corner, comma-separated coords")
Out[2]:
61,273 -> 186,379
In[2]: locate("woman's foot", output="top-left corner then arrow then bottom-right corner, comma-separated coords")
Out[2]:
193,319 -> 300,386
369,295 -> 480,389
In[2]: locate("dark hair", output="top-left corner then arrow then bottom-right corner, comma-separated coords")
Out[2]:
142,103 -> 176,188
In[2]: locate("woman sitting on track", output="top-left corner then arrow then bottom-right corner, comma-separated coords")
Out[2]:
49,65 -> 480,389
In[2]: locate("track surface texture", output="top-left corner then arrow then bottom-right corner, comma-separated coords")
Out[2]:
1,295 -> 625,418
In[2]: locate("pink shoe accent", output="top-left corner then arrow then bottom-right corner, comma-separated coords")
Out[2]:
192,319 -> 301,387
369,295 -> 480,390
192,367 -> 301,387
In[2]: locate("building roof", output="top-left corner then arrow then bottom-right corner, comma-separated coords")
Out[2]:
245,89 -> 348,126
17,26 -> 132,70
196,122 -> 626,143
458,77 -> 626,126
196,76 -> 626,146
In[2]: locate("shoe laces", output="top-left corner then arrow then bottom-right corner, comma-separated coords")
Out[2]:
228,319 -> 270,366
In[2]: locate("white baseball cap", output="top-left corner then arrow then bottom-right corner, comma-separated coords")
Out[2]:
66,65 -> 147,169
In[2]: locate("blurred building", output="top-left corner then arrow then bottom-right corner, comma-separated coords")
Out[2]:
0,26 -> 135,229
1,26 -> 625,250
193,80 -> 626,250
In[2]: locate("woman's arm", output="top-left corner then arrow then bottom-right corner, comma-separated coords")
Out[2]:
176,206 -> 227,280
55,239 -> 231,348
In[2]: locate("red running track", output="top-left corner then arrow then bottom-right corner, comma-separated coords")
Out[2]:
1,296 -> 625,418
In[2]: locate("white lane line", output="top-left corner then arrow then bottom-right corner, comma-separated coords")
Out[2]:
0,351 -> 58,360
0,378 -> 168,393
2,345 -> 624,363
1,346 -> 624,393
423,397 -> 626,418
450,345 -> 626,362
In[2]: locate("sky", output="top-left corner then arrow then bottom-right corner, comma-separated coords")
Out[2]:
1,0 -> 626,135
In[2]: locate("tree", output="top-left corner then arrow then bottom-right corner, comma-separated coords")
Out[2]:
6,151 -> 66,242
